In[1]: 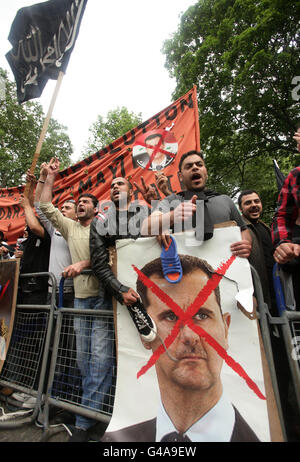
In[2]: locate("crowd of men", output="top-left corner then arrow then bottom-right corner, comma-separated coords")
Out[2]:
0,123 -> 299,442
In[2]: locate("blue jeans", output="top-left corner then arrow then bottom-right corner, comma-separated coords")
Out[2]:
73,294 -> 114,430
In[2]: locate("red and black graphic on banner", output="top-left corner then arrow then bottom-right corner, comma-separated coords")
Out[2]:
0,86 -> 200,244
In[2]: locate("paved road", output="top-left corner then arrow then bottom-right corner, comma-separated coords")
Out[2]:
0,393 -> 108,442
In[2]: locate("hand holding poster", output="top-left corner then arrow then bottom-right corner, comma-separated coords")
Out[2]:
102,227 -> 275,442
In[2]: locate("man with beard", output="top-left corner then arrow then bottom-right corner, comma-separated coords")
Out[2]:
102,255 -> 259,442
39,160 -> 114,442
239,189 -> 299,438
90,177 -> 149,307
238,190 -> 276,313
142,151 -> 251,258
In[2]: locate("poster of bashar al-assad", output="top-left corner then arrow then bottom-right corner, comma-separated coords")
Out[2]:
132,129 -> 178,171
0,259 -> 20,373
102,226 -> 278,443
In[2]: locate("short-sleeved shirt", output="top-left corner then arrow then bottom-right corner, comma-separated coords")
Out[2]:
19,226 -> 51,293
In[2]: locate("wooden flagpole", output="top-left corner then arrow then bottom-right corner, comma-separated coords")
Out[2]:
193,84 -> 201,151
24,70 -> 65,197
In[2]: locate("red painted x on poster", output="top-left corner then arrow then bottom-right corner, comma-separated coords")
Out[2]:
0,280 -> 10,301
133,256 -> 265,400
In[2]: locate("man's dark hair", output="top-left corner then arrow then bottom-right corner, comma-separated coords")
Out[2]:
0,231 -> 4,241
238,190 -> 260,208
110,177 -> 133,191
78,193 -> 98,209
145,133 -> 163,144
178,150 -> 204,172
64,199 -> 77,212
123,177 -> 133,191
136,255 -> 221,310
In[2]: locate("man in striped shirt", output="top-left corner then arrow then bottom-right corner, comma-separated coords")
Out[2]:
271,123 -> 300,265
271,164 -> 300,312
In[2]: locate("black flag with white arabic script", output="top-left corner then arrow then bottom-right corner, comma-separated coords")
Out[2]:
6,0 -> 88,104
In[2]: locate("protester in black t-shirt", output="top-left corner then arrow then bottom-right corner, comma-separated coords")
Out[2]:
6,188 -> 51,406
17,193 -> 51,305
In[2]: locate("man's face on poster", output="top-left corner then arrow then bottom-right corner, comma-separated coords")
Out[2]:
145,135 -> 164,161
143,269 -> 231,393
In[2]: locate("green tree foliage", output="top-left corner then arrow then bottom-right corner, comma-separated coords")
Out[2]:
81,106 -> 142,158
0,68 -> 72,188
162,0 -> 300,223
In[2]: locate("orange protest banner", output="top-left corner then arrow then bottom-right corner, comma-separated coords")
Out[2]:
0,86 -> 200,244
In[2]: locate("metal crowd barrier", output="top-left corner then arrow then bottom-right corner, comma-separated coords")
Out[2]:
39,307 -> 116,441
0,270 -> 117,441
0,272 -> 56,429
251,266 -> 288,441
279,310 -> 300,411
256,263 -> 300,441
272,262 -> 300,413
